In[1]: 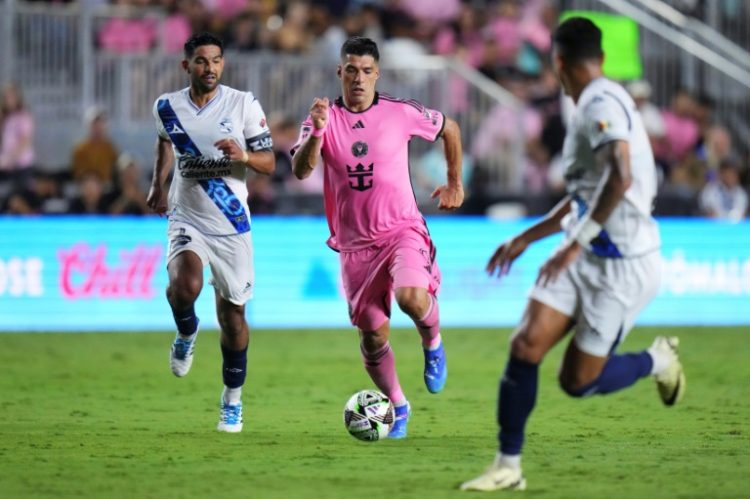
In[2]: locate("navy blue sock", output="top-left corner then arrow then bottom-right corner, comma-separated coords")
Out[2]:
498,356 -> 539,455
565,351 -> 653,397
221,345 -> 248,389
172,305 -> 198,337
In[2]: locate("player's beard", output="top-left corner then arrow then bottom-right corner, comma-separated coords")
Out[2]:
193,73 -> 220,94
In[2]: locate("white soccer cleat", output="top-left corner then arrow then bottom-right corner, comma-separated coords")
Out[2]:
217,399 -> 243,433
460,456 -> 527,492
170,330 -> 198,377
651,336 -> 686,406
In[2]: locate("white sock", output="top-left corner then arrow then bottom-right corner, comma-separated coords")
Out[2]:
496,451 -> 521,469
222,386 -> 242,405
647,347 -> 671,375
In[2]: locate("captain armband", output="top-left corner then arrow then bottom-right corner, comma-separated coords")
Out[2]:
245,131 -> 274,152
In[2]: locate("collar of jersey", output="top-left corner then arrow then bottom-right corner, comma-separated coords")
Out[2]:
334,92 -> 380,114
578,77 -> 608,105
184,85 -> 224,115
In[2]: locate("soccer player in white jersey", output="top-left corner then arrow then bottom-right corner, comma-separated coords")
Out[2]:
461,18 -> 685,491
146,32 -> 275,433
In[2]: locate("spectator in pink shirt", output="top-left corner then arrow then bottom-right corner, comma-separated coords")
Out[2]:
158,0 -> 192,54
432,4 -> 486,115
657,89 -> 699,164
472,69 -> 543,187
98,0 -> 158,54
398,0 -> 461,24
488,0 -> 523,65
0,83 -> 36,187
518,0 -> 553,54
432,3 -> 485,67
204,0 -> 248,21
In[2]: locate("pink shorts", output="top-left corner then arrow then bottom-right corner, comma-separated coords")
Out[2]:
340,226 -> 441,332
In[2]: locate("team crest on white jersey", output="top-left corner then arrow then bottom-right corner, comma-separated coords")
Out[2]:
219,118 -> 233,133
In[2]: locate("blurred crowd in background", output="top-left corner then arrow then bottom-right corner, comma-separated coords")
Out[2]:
0,0 -> 748,220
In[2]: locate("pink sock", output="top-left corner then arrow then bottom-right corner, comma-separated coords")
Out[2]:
361,342 -> 405,405
415,294 -> 441,349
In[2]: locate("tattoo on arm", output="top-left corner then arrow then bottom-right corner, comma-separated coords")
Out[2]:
589,140 -> 632,225
292,136 -> 322,180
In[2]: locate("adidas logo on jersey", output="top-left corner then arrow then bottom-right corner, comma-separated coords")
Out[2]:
352,120 -> 365,129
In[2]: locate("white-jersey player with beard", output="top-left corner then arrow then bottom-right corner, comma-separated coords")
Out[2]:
147,32 -> 275,433
154,85 -> 271,235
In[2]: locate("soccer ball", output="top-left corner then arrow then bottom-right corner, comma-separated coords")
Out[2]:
343,389 -> 394,441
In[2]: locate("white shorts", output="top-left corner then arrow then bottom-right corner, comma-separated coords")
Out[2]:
530,249 -> 661,357
166,221 -> 254,305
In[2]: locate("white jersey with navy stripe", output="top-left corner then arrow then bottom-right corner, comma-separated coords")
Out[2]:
153,85 -> 272,236
560,77 -> 660,257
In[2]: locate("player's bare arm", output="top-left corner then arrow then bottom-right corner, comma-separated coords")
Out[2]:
292,97 -> 329,179
214,138 -> 275,175
291,133 -> 322,180
147,136 -> 174,216
537,140 -> 631,286
431,117 -> 464,210
487,195 -> 573,277
587,140 -> 632,225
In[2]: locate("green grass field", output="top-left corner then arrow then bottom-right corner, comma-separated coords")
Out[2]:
1,327 -> 748,498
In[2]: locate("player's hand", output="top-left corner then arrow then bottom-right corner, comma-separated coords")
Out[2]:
146,183 -> 168,216
310,97 -> 329,130
536,240 -> 582,287
486,235 -> 529,278
214,138 -> 248,163
431,183 -> 464,211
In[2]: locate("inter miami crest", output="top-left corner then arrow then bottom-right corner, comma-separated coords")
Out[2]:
351,141 -> 368,158
347,163 -> 374,191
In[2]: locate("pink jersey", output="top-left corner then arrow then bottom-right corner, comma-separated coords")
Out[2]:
292,92 -> 445,251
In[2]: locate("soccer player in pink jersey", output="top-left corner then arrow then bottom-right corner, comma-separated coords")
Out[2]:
291,37 -> 464,439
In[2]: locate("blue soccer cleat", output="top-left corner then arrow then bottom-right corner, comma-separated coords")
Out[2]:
217,399 -> 243,433
423,343 -> 447,393
170,323 -> 199,377
388,402 -> 411,439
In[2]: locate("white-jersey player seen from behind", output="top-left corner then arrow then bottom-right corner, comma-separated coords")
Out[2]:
147,32 -> 275,433
461,17 -> 685,492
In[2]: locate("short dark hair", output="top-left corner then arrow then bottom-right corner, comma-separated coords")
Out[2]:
552,17 -> 603,63
184,32 -> 224,59
719,157 -> 741,172
340,36 -> 379,62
